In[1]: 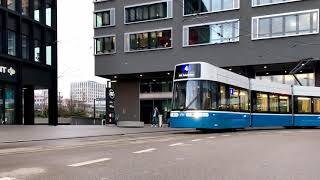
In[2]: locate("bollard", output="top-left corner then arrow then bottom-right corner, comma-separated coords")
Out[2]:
158,115 -> 163,128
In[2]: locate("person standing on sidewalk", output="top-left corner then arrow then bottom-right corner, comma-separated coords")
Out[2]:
151,107 -> 159,128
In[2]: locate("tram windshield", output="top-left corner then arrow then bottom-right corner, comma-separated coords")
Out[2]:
172,80 -> 218,111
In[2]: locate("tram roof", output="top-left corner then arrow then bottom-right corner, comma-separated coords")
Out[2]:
293,86 -> 320,97
250,79 -> 292,95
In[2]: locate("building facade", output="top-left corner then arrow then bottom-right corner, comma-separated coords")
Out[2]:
70,81 -> 106,106
0,0 -> 57,125
94,0 -> 320,124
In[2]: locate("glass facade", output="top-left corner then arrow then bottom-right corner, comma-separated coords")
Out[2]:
125,1 -> 168,23
7,0 -> 16,11
140,80 -> 172,93
95,36 -> 116,54
257,73 -> 315,86
127,29 -> 172,52
184,0 -> 239,15
184,20 -> 239,46
0,87 -> 15,125
252,10 -> 319,40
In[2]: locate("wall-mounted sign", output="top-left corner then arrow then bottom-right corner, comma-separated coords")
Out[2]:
0,61 -> 17,82
174,64 -> 201,79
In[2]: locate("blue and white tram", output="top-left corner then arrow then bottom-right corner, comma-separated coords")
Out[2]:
170,62 -> 320,129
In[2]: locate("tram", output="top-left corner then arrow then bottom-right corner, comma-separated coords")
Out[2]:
170,62 -> 320,129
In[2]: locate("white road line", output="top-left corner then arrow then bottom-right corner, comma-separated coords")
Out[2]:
258,132 -> 268,134
68,158 -> 111,167
221,135 -> 231,137
300,130 -> 313,133
133,148 -> 156,154
191,139 -> 202,142
241,133 -> 249,135
169,143 -> 184,147
0,178 -> 17,180
207,136 -> 216,139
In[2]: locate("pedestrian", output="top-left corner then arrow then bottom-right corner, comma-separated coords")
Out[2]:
151,107 -> 159,128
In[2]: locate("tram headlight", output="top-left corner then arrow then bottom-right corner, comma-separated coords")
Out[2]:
170,112 -> 179,117
186,112 -> 209,119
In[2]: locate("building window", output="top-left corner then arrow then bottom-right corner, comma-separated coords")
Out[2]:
46,45 -> 52,65
34,0 -> 41,22
314,98 -> 320,113
184,0 -> 239,15
21,0 -> 29,16
255,93 -> 268,112
125,29 -> 172,52
34,40 -> 41,62
46,0 -> 52,26
22,35 -> 29,59
94,36 -> 116,55
252,9 -> 319,40
94,8 -> 115,28
252,0 -> 301,7
7,0 -> 16,11
279,96 -> 290,113
297,97 -> 312,113
183,20 -> 239,47
7,30 -> 16,56
125,0 -> 172,24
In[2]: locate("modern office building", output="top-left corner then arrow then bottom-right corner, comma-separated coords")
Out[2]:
0,0 -> 57,125
70,81 -> 106,106
94,0 -> 320,125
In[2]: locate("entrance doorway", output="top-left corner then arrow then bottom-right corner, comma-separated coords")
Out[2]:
140,99 -> 172,124
0,87 -> 15,125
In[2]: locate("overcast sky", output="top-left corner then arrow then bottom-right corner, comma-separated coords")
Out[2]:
57,0 -> 107,98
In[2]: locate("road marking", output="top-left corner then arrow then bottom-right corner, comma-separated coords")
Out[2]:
133,148 -> 156,154
221,135 -> 231,137
0,178 -> 17,180
68,158 -> 111,167
169,143 -> 184,147
258,132 -> 268,134
191,139 -> 202,142
300,130 -> 313,133
207,136 -> 216,139
241,133 -> 249,135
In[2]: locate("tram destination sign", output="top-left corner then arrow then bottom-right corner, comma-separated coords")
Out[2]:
0,61 -> 17,82
175,64 -> 201,79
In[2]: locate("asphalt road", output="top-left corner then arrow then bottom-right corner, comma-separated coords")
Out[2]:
0,128 -> 320,180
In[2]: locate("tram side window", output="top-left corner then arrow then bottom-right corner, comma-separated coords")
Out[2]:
279,96 -> 290,113
313,98 -> 320,113
255,93 -> 268,112
201,81 -> 218,110
269,94 -> 279,113
297,97 -> 312,113
240,90 -> 249,111
229,87 -> 239,111
173,82 -> 186,110
219,84 -> 228,110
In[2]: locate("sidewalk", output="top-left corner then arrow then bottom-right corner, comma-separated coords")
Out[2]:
0,125 -> 187,143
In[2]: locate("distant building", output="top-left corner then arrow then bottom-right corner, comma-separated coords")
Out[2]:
70,81 -> 106,106
34,90 -> 49,110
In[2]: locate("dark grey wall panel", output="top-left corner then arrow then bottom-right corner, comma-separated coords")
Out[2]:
113,80 -> 140,122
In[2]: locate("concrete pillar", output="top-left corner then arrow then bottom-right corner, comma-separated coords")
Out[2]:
48,71 -> 58,126
24,86 -> 34,125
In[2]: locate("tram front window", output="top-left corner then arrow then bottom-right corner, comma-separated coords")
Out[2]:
173,80 -> 217,111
